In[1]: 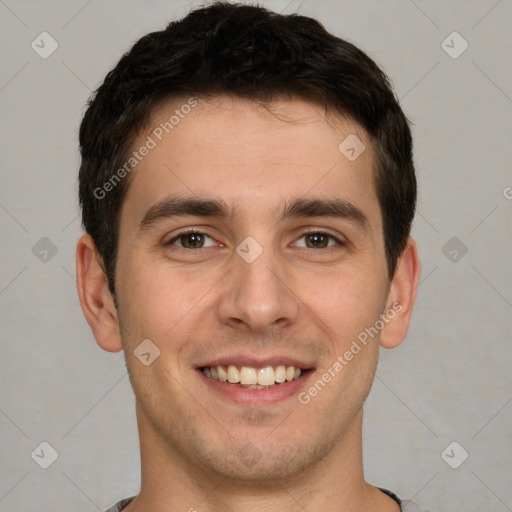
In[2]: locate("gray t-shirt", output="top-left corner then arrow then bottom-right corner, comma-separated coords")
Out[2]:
104,489 -> 432,511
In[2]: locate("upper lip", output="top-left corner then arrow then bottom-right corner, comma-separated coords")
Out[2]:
197,354 -> 315,370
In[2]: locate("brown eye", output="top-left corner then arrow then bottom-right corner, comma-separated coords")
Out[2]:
296,232 -> 341,250
180,233 -> 205,248
167,231 -> 216,249
304,233 -> 330,249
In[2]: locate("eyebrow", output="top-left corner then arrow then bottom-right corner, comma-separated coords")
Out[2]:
137,195 -> 369,233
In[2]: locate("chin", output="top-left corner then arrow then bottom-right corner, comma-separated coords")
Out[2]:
180,425 -> 335,485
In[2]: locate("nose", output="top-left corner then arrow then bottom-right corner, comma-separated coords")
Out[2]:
216,242 -> 300,334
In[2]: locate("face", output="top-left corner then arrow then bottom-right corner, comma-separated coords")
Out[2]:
113,95 -> 392,481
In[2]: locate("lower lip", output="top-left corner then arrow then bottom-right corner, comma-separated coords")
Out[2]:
196,369 -> 314,407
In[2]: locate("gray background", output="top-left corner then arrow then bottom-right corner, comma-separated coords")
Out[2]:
1,0 -> 511,511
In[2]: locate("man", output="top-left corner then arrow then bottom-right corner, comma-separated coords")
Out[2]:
75,2 -> 427,511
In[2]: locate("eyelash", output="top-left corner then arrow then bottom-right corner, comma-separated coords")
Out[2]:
165,228 -> 344,250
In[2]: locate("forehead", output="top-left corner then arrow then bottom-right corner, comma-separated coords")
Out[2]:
119,95 -> 381,231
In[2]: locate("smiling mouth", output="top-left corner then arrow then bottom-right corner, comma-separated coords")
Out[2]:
200,364 -> 310,389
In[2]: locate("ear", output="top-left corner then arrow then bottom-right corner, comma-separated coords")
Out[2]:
379,237 -> 421,349
75,234 -> 123,352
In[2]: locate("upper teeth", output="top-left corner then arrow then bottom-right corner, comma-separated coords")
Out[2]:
202,364 -> 302,386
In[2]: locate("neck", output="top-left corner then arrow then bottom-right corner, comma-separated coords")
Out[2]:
124,403 -> 399,512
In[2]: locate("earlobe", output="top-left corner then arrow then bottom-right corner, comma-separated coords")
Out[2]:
75,234 -> 123,352
379,237 -> 421,349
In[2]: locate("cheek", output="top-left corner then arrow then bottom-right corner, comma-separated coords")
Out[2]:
117,255 -> 200,336
310,264 -> 387,340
